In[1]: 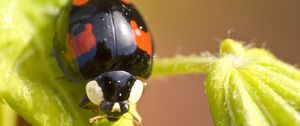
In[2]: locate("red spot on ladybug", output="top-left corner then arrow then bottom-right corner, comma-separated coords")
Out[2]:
130,20 -> 152,56
72,0 -> 89,6
66,23 -> 96,59
121,0 -> 130,4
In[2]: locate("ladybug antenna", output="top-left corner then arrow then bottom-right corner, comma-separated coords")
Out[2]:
121,116 -> 142,126
89,115 -> 107,124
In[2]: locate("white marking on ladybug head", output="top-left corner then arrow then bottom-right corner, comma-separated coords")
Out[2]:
111,103 -> 121,112
86,80 -> 104,105
128,79 -> 144,104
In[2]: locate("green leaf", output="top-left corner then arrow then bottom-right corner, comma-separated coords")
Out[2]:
0,0 -> 137,125
206,39 -> 300,126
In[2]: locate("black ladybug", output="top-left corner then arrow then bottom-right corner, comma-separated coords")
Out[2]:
53,0 -> 154,122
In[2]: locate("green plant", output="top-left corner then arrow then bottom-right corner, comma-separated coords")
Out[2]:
1,0 -> 300,126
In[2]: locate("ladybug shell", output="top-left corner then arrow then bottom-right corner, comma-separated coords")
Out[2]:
53,0 -> 154,82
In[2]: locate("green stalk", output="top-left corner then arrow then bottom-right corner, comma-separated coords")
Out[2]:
152,55 -> 214,77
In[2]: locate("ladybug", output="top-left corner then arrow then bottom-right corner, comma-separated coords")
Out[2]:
53,0 -> 154,123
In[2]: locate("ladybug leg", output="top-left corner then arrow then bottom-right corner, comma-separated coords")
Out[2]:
79,95 -> 99,111
79,95 -> 90,108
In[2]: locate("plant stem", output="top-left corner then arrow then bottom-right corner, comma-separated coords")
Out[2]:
152,55 -> 214,77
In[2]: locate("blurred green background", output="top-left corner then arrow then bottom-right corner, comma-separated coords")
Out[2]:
6,0 -> 300,126
133,0 -> 300,126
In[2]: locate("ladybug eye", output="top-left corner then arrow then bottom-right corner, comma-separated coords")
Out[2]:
128,79 -> 144,104
86,80 -> 104,105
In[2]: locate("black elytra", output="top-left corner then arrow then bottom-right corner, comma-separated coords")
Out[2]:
53,0 -> 154,121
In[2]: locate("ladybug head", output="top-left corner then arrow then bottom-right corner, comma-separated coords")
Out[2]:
85,71 -> 144,121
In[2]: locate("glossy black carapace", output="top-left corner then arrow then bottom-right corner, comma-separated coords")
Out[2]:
53,0 -> 154,122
